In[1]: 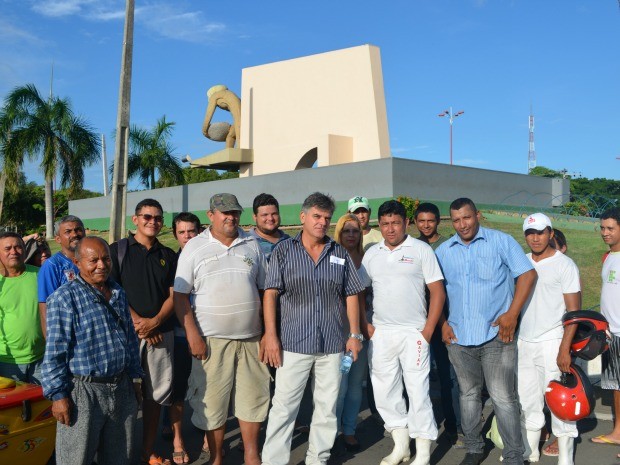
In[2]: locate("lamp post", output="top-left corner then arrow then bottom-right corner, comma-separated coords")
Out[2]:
438,107 -> 464,165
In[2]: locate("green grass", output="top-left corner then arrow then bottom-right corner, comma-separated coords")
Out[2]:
51,211 -> 608,310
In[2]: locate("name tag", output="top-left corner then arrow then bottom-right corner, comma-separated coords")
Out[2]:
330,256 -> 345,266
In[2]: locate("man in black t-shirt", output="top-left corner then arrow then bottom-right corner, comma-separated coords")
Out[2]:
110,198 -> 179,465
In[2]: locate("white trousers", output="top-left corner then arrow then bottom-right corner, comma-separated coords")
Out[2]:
369,327 -> 438,440
262,351 -> 342,465
517,338 -> 578,437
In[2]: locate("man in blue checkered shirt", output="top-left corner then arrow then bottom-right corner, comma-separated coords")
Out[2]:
42,237 -> 143,465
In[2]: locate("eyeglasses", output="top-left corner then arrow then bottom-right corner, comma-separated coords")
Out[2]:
342,228 -> 361,234
138,214 -> 164,223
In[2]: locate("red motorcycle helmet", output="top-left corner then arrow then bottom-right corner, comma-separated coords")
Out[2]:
562,310 -> 610,360
545,364 -> 595,421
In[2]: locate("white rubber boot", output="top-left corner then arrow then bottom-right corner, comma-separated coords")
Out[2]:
557,436 -> 574,465
379,428 -> 411,465
523,428 -> 541,462
410,438 -> 431,465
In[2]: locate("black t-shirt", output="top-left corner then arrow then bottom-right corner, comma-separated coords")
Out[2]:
110,234 -> 178,333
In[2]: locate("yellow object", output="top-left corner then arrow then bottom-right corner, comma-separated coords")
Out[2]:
0,377 -> 16,389
0,380 -> 56,465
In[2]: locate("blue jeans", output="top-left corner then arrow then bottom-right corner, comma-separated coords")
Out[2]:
447,337 -> 523,464
0,359 -> 42,385
336,341 -> 368,435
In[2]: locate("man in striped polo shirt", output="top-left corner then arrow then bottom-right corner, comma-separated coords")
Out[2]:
435,198 -> 536,465
174,193 -> 269,465
260,192 -> 365,465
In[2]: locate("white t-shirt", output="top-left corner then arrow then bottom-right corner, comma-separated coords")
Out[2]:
362,235 -> 444,330
518,251 -> 581,342
174,227 -> 266,339
601,252 -> 620,336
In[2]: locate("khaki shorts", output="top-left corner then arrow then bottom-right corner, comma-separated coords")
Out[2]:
187,336 -> 271,430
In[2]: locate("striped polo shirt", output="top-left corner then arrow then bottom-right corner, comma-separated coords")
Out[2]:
265,232 -> 365,355
174,227 -> 267,339
435,226 -> 533,346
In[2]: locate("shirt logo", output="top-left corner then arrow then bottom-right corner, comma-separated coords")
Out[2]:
243,255 -> 254,267
608,270 -> 617,284
64,270 -> 76,281
399,255 -> 415,264
160,259 -> 166,267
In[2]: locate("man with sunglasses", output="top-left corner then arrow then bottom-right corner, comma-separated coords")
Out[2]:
110,198 -> 179,465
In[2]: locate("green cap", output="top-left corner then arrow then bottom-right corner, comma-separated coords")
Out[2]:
210,193 -> 243,212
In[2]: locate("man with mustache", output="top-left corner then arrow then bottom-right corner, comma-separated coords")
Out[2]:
174,193 -> 269,465
435,198 -> 536,465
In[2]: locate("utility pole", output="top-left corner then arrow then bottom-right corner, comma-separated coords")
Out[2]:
109,0 -> 134,242
101,134 -> 108,196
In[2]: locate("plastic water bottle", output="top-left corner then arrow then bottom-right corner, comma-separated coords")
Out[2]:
340,350 -> 354,374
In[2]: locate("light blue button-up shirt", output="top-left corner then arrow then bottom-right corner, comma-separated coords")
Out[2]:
435,226 -> 533,346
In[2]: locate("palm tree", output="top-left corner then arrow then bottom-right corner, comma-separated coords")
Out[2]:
123,116 -> 184,190
0,84 -> 99,238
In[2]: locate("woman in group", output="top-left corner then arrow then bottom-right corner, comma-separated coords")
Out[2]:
334,213 -> 372,453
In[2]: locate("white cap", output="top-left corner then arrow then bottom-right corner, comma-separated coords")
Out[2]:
523,213 -> 552,232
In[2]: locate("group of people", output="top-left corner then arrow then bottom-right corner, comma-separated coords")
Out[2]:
0,190 -> 619,465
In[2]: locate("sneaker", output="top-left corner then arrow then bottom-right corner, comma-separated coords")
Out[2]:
459,452 -> 484,465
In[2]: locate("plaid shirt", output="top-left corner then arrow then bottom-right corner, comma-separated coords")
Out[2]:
42,276 -> 143,401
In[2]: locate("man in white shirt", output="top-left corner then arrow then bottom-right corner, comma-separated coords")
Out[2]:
593,208 -> 620,451
362,200 -> 445,465
173,193 -> 269,465
517,213 -> 581,464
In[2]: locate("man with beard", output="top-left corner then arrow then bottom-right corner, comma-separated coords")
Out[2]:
38,215 -> 86,333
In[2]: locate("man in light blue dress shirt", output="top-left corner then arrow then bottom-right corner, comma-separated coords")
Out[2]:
435,198 -> 537,465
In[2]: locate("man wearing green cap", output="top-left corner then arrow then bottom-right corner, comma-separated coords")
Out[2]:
348,196 -> 382,251
174,193 -> 269,465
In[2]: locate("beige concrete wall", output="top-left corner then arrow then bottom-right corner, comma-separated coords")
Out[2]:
240,45 -> 390,177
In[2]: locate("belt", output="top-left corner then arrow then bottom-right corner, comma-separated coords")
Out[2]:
72,373 -> 126,384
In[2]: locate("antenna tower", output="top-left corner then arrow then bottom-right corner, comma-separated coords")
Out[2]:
528,106 -> 536,172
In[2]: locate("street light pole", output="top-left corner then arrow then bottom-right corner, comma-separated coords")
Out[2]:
438,107 -> 464,165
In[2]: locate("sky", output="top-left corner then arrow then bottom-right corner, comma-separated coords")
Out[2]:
1,0 -> 619,193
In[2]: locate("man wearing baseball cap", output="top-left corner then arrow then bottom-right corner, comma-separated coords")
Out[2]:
348,196 -> 382,251
174,193 -> 269,465
517,213 -> 581,464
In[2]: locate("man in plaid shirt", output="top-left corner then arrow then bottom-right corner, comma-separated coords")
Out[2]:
42,237 -> 143,465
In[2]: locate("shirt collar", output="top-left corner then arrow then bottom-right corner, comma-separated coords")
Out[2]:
127,232 -> 161,250
378,234 -> 412,252
292,231 -> 335,246
447,225 -> 488,247
203,226 -> 252,247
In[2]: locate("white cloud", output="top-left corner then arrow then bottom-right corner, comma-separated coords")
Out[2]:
0,17 -> 44,44
456,158 -> 488,166
136,4 -> 226,42
32,0 -> 98,17
29,1 -> 227,43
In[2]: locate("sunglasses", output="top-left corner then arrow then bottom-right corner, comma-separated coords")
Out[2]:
138,213 -> 164,223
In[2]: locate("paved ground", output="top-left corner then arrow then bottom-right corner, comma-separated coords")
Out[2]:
144,384 -> 620,465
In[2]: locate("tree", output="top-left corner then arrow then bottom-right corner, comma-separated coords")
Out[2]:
528,166 -> 563,178
0,84 -> 100,238
124,116 -> 184,189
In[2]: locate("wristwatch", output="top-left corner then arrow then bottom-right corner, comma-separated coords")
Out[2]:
132,378 -> 143,384
348,333 -> 364,342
